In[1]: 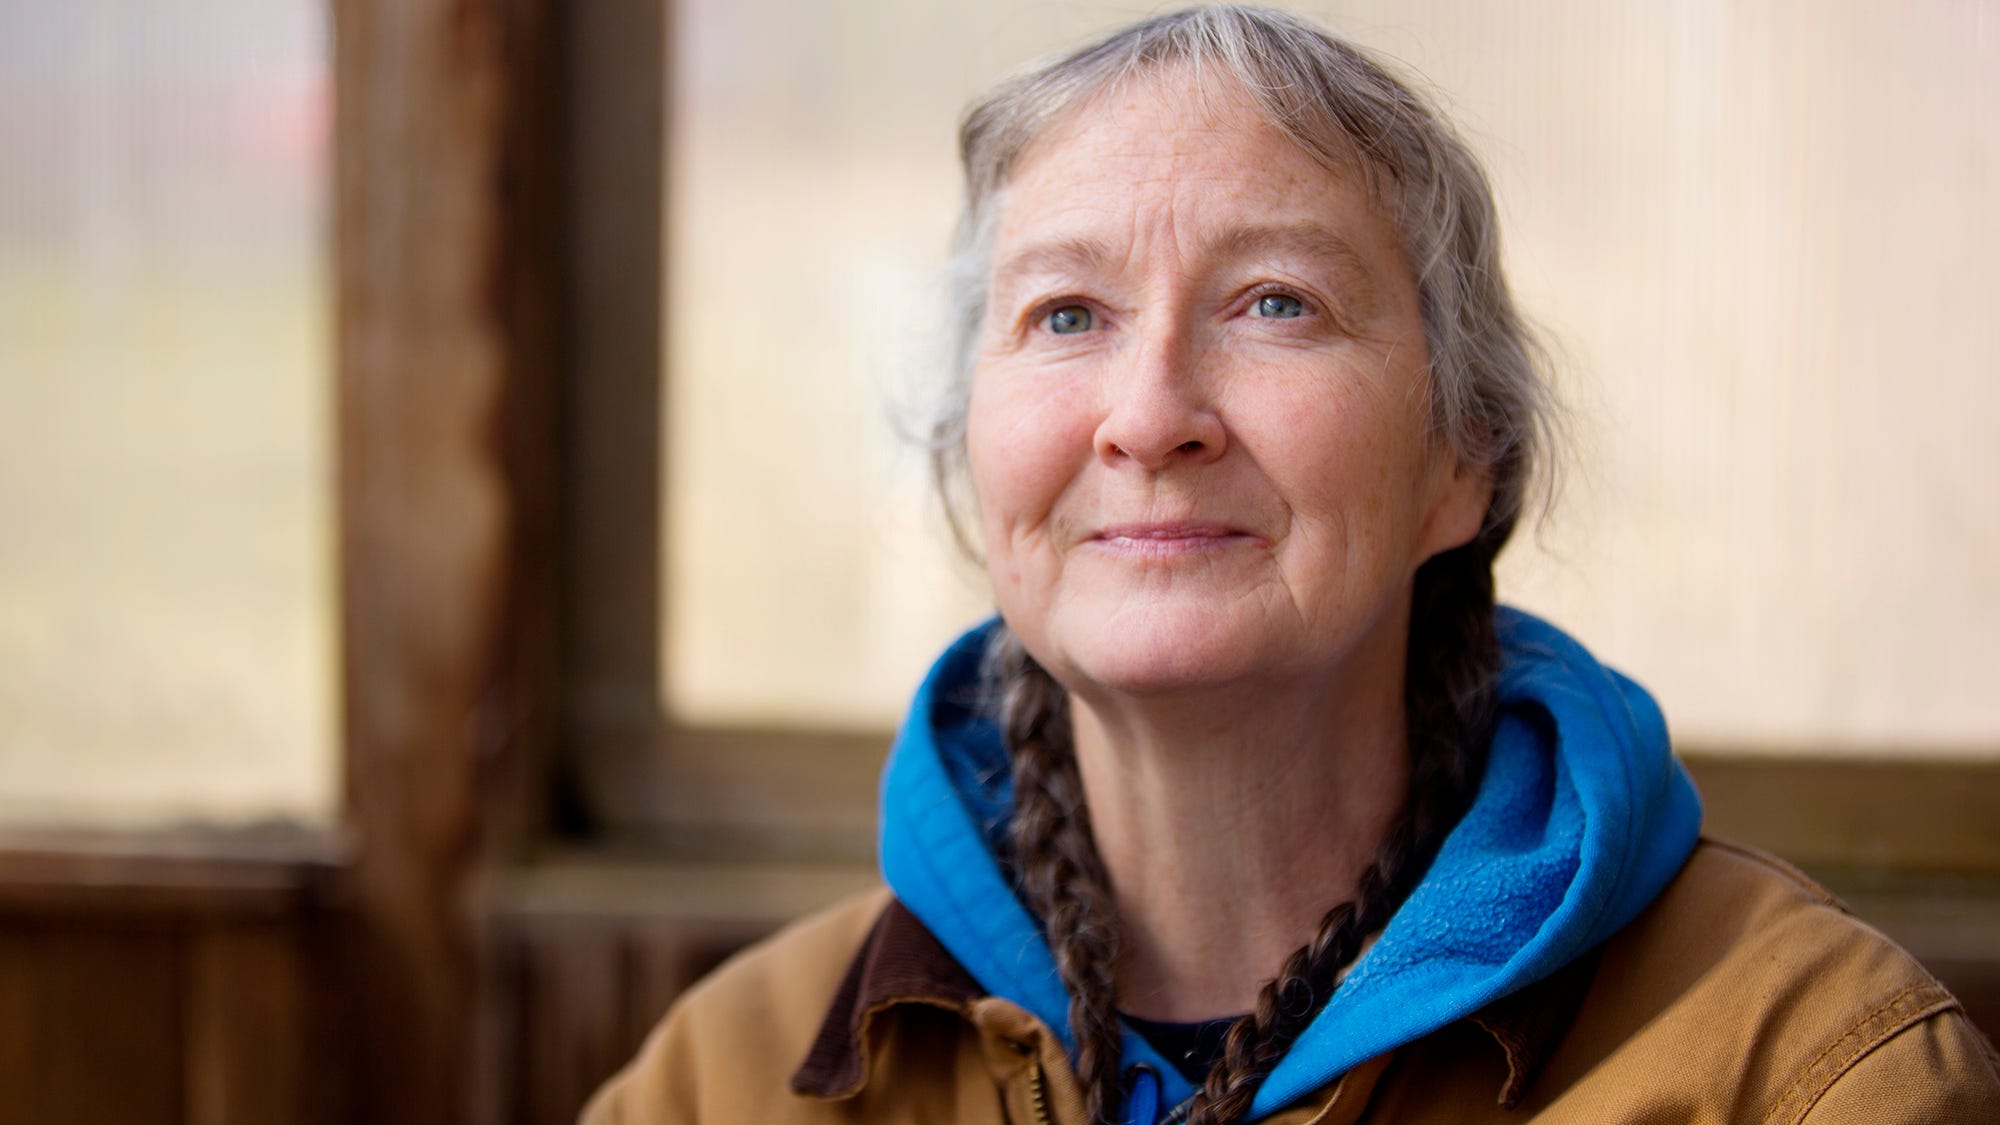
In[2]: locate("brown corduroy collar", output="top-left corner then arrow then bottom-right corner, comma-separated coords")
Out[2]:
790,898 -> 1600,1111
790,898 -> 983,1099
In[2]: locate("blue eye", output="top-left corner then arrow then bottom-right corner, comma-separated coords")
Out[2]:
1254,293 -> 1306,319
1046,305 -> 1093,334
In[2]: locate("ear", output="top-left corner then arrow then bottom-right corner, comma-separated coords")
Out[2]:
1415,453 -> 1494,563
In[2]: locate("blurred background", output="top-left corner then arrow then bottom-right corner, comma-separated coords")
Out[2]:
0,1 -> 1994,1122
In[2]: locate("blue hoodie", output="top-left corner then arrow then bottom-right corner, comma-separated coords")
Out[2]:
878,607 -> 1703,1123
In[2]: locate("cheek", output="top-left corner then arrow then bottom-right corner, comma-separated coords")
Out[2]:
1261,382 -> 1437,554
964,371 -> 1093,545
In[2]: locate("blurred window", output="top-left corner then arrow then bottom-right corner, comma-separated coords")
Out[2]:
0,1 -> 334,826
661,0 -> 2000,759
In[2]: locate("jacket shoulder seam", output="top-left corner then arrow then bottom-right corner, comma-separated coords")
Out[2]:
1762,980 -> 1958,1125
1697,835 -> 1847,912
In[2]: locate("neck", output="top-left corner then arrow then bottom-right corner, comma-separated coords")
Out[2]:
1068,647 -> 1411,1022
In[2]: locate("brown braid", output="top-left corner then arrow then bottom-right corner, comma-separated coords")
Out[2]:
993,630 -> 1127,1125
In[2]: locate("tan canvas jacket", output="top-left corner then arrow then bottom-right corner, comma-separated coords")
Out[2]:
582,839 -> 2000,1124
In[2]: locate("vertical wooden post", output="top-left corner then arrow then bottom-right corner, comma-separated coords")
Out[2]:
335,0 -> 558,1120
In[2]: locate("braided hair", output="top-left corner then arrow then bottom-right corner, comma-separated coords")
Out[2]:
992,632 -> 1128,1123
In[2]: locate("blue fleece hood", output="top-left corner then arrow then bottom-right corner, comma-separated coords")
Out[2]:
878,607 -> 1703,1123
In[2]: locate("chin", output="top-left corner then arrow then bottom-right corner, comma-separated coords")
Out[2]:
1034,601 -> 1284,698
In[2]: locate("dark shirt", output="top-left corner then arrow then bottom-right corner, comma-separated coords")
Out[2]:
1123,1012 -> 1243,1083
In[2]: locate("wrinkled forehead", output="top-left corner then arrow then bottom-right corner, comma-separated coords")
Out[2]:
985,68 -> 1404,288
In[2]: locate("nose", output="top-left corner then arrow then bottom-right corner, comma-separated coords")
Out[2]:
1092,332 -> 1227,471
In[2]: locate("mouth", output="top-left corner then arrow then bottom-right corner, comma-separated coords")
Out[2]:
1087,521 -> 1261,556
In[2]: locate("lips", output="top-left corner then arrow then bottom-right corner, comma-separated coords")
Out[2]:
1093,521 -> 1240,541
1087,521 -> 1261,556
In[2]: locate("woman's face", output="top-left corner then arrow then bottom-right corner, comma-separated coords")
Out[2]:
965,71 -> 1490,702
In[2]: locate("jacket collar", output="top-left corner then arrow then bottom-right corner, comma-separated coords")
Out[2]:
790,897 -> 982,1099
791,898 -> 1602,1111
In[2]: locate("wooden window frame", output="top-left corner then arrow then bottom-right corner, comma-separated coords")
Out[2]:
550,0 -> 885,864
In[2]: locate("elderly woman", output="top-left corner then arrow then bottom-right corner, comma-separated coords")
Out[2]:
586,7 -> 2000,1124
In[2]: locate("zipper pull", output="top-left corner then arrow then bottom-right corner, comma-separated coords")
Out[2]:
1121,1063 -> 1161,1125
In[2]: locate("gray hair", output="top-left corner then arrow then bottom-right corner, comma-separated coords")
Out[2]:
929,3 -> 1555,555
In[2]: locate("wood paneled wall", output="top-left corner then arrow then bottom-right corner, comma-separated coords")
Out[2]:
487,913 -> 767,1124
480,857 -> 879,1124
0,843 -> 338,1125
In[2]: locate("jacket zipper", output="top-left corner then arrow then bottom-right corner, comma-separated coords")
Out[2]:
1027,1060 -> 1053,1125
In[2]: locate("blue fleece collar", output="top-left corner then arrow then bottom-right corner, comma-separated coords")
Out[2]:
878,608 -> 1703,1123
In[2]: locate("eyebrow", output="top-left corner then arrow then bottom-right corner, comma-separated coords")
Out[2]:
990,235 -> 1120,289
1207,221 -> 1375,282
